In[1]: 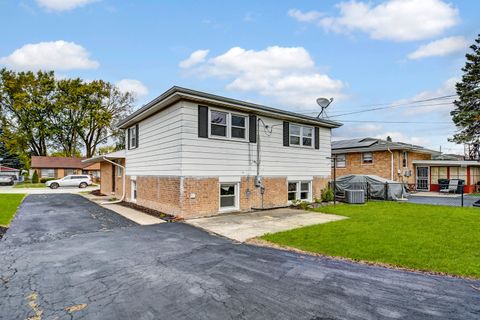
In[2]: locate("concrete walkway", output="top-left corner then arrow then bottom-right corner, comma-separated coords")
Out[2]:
81,194 -> 164,225
186,208 -> 346,242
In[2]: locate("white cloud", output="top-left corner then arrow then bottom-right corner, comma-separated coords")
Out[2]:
408,36 -> 468,59
182,46 -> 346,109
0,40 -> 99,71
288,9 -> 323,22
179,49 -> 210,68
116,79 -> 149,98
35,0 -> 99,11
293,0 -> 459,41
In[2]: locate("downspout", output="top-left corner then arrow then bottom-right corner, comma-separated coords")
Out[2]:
387,145 -> 394,180
100,156 -> 126,205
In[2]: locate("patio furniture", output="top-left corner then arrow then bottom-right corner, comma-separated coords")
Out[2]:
439,179 -> 459,194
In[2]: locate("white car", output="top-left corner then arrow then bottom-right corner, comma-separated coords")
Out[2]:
0,176 -> 14,186
46,175 -> 92,189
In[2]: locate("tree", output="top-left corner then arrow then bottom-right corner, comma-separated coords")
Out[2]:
78,81 -> 133,157
49,78 -> 86,157
0,69 -> 56,157
450,34 -> 480,145
0,126 -> 23,169
31,170 -> 39,183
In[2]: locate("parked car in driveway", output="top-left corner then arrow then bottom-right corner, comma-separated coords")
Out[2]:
0,176 -> 14,186
46,175 -> 92,189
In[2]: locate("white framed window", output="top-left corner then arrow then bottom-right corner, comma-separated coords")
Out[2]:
117,162 -> 123,177
40,169 -> 55,178
287,181 -> 312,202
289,124 -> 313,147
65,169 -> 75,176
209,109 -> 248,141
219,183 -> 239,211
336,154 -> 346,168
128,125 -> 138,149
362,152 -> 373,164
131,179 -> 137,202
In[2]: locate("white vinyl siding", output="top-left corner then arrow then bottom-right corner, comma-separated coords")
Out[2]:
125,103 -> 183,176
125,101 -> 332,178
179,101 -> 331,177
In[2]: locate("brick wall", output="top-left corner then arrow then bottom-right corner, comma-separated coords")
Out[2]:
333,150 -> 432,183
136,176 -> 182,215
115,175 -> 330,219
180,177 -> 219,218
100,162 -> 113,195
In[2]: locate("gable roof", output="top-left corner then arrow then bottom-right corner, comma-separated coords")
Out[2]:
332,137 -> 440,155
31,156 -> 96,169
117,86 -> 343,129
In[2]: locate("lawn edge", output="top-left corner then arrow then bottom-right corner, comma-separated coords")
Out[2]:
0,193 -> 27,228
248,237 -> 480,281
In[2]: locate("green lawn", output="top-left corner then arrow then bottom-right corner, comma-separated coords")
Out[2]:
13,182 -> 46,188
0,194 -> 26,226
262,202 -> 480,278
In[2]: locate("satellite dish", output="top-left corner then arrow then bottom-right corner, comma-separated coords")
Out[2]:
316,97 -> 334,118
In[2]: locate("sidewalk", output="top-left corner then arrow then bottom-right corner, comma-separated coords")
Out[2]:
81,193 -> 164,225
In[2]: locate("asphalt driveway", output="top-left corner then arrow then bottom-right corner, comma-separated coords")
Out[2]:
1,195 -> 479,319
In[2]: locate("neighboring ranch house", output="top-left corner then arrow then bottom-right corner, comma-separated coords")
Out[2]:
331,138 -> 440,186
31,156 -> 101,181
84,86 -> 341,218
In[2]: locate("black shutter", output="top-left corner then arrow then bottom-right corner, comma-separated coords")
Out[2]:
135,124 -> 139,148
249,114 -> 257,143
314,127 -> 320,149
127,128 -> 130,150
198,105 -> 208,138
283,121 -> 289,146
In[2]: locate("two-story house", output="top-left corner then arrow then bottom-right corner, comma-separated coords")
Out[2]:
85,86 -> 342,218
331,137 -> 440,186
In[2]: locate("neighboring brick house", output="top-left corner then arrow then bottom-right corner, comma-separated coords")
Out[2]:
31,156 -> 101,181
84,86 -> 342,219
331,138 -> 440,185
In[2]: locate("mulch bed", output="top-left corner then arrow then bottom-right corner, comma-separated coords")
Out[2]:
119,202 -> 180,222
90,189 -> 106,196
0,226 -> 7,240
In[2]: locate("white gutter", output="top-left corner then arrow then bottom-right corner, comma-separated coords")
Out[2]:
100,156 -> 126,205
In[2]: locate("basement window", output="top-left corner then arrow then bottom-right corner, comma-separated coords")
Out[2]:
288,181 -> 311,202
219,183 -> 238,211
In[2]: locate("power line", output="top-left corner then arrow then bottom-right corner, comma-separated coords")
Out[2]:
296,94 -> 457,117
339,120 -> 452,124
330,99 -> 456,118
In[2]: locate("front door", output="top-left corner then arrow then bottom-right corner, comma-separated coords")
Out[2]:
416,166 -> 429,191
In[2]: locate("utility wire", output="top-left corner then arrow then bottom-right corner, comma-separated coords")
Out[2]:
338,120 -> 452,124
296,94 -> 457,117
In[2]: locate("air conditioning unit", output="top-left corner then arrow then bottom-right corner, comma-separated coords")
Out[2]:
345,189 -> 365,204
404,170 -> 412,177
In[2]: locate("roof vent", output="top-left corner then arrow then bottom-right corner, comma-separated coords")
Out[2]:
386,136 -> 392,142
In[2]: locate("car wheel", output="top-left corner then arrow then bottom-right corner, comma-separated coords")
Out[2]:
79,182 -> 87,188
50,183 -> 59,189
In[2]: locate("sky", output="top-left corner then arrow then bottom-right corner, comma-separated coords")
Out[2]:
1,0 -> 478,154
